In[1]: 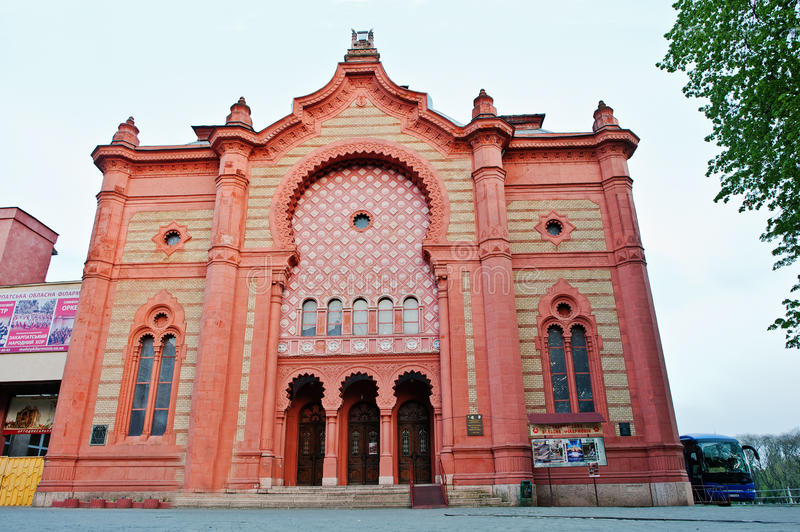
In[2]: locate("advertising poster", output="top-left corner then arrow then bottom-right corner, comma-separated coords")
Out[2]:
532,437 -> 607,467
0,287 -> 79,353
3,396 -> 58,434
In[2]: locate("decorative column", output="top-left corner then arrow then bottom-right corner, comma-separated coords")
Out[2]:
259,270 -> 287,488
39,119 -> 137,490
185,99 -> 255,490
434,266 -> 455,478
466,90 -> 531,490
378,408 -> 394,485
594,102 -> 688,500
321,408 -> 339,486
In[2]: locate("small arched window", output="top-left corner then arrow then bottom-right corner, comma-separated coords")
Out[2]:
402,297 -> 419,334
129,335 -> 155,436
352,298 -> 368,335
571,325 -> 594,413
547,326 -> 570,413
327,299 -> 343,336
378,298 -> 393,335
302,300 -> 317,337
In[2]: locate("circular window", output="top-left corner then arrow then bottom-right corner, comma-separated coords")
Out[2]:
164,231 -> 181,246
556,302 -> 572,318
545,220 -> 563,237
352,211 -> 372,231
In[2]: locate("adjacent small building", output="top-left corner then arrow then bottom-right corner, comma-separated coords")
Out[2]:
34,33 -> 691,506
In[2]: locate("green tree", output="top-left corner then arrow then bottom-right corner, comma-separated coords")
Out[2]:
738,430 -> 800,496
658,0 -> 800,347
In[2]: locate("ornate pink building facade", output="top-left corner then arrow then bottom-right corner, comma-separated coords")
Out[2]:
36,33 -> 691,506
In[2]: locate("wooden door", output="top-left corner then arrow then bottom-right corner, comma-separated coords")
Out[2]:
297,403 -> 325,486
397,401 -> 431,484
347,402 -> 379,485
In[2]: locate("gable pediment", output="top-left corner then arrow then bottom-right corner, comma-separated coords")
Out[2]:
253,62 -> 470,161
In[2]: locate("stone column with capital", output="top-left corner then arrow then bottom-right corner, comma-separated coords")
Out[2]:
434,266 -> 455,477
466,90 -> 532,493
378,408 -> 394,485
321,409 -> 339,486
184,133 -> 254,490
40,120 -> 136,491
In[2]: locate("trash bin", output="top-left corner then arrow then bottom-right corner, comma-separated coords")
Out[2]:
520,480 -> 533,506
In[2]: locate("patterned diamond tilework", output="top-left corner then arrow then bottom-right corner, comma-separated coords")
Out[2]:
280,164 -> 439,337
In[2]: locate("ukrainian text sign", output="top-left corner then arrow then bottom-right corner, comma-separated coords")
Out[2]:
0,287 -> 79,353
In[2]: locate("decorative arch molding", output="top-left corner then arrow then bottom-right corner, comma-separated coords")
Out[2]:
338,371 -> 379,397
279,370 -> 330,412
533,278 -> 602,352
389,366 -> 440,409
269,138 -> 450,249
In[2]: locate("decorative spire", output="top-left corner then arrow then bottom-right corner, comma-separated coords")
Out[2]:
226,96 -> 253,128
592,100 -> 619,131
472,89 -> 497,119
111,117 -> 140,148
345,29 -> 380,62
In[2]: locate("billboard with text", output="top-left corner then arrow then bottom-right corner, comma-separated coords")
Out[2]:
0,286 -> 80,353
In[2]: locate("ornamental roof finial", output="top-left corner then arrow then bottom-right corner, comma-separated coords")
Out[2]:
345,29 -> 379,62
111,116 -> 140,147
226,96 -> 253,128
592,100 -> 619,131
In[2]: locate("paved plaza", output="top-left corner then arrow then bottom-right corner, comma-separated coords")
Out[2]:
2,506 -> 800,531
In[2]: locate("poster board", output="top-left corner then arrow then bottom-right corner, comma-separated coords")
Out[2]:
3,396 -> 58,434
0,287 -> 79,353
532,437 -> 607,468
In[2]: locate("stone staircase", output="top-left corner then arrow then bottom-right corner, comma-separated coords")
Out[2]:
172,484 -> 511,508
173,485 -> 411,509
445,486 -> 512,507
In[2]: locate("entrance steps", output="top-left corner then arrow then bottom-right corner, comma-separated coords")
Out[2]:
173,485 -> 411,509
445,487 -> 513,507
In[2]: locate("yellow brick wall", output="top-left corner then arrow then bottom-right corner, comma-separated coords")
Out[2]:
507,199 -> 606,253
236,280 -> 258,442
244,99 -> 476,247
91,278 -> 206,448
121,210 -> 213,263
514,269 -> 635,433
461,271 -> 478,414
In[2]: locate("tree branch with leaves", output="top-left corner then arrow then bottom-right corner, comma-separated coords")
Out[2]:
659,0 -> 800,348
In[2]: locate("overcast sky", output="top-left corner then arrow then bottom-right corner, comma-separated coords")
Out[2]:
1,1 -> 796,437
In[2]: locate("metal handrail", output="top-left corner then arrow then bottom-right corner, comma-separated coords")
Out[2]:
437,457 -> 449,506
409,460 -> 415,507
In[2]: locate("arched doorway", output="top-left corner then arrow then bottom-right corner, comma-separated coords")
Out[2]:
397,400 -> 432,484
297,402 -> 325,486
347,402 -> 380,485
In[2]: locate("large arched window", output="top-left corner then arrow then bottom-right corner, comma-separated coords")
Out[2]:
302,299 -> 317,337
545,324 -> 596,413
378,298 -> 393,335
327,299 -> 343,336
352,298 -> 368,335
402,296 -> 419,334
129,334 -> 178,437
116,290 -> 186,442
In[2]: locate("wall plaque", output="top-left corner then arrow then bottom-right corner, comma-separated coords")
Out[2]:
466,414 -> 483,436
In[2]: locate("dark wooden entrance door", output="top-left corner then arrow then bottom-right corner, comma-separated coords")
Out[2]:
347,402 -> 380,485
398,401 -> 432,484
297,403 -> 325,486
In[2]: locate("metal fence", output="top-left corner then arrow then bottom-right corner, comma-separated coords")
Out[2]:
692,485 -> 800,506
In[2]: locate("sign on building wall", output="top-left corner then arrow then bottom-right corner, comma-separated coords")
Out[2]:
3,396 -> 57,434
0,288 -> 79,353
532,437 -> 607,468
